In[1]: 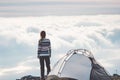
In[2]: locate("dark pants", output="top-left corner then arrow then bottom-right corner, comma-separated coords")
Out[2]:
39,56 -> 51,78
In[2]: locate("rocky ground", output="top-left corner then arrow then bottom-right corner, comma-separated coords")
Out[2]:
46,75 -> 77,80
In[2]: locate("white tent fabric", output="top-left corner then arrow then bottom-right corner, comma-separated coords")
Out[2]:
49,49 -> 111,80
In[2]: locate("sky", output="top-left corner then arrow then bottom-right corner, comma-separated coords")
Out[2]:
0,0 -> 120,16
0,0 -> 120,80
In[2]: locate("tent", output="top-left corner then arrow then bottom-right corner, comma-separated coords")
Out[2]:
49,49 -> 111,80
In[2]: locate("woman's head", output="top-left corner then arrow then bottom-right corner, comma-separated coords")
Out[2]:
40,31 -> 46,39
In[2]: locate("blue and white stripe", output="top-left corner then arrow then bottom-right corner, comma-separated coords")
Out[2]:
38,38 -> 51,56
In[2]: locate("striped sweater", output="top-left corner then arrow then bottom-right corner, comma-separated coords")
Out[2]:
38,38 -> 51,57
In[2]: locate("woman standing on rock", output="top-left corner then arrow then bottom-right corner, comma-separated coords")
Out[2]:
37,31 -> 51,80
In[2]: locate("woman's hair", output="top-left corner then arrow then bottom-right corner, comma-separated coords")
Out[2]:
40,31 -> 46,39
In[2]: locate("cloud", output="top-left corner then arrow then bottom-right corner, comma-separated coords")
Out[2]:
94,48 -> 120,74
27,27 -> 39,33
0,56 -> 39,80
107,29 -> 120,45
0,15 -> 120,79
0,65 -> 32,76
76,22 -> 103,27
0,0 -> 120,4
0,0 -> 120,16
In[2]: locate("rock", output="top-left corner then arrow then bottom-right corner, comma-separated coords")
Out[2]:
46,75 -> 77,80
46,75 -> 60,80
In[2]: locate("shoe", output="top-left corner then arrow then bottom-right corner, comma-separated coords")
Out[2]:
40,78 -> 45,80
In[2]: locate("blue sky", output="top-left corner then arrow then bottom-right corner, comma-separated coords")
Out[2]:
0,0 -> 120,16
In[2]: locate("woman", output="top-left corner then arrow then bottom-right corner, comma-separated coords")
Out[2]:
37,31 -> 51,80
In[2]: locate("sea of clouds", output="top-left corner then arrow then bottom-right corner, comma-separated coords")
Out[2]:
0,15 -> 120,80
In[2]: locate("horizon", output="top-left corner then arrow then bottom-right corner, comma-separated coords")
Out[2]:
0,0 -> 120,17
